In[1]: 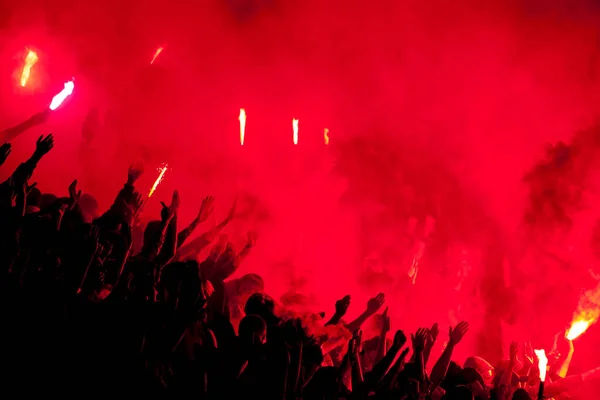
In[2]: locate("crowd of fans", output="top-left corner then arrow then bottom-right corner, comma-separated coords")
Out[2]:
0,134 -> 599,399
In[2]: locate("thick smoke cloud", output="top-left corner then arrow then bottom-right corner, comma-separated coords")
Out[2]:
2,0 -> 600,364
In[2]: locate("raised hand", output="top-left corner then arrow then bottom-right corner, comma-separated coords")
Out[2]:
381,307 -> 391,333
523,341 -> 534,366
197,195 -> 215,222
366,292 -> 385,315
68,180 -> 82,210
335,295 -> 351,316
0,143 -> 11,166
35,134 -> 54,157
393,330 -> 407,349
426,322 -> 439,349
411,328 -> 429,352
449,321 -> 469,346
127,163 -> 144,185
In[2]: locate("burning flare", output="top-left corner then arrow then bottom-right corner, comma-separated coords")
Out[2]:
566,282 -> 600,340
20,50 -> 38,87
534,349 -> 548,382
324,128 -> 330,145
49,80 -> 75,111
148,164 -> 168,197
239,108 -> 246,146
150,47 -> 164,65
293,118 -> 299,145
566,319 -> 591,341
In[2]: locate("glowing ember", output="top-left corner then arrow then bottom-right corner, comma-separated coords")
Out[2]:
324,128 -> 330,145
534,349 -> 548,382
150,47 -> 164,64
49,80 -> 75,111
148,164 -> 168,197
293,118 -> 299,145
566,319 -> 592,340
239,108 -> 247,146
20,50 -> 38,87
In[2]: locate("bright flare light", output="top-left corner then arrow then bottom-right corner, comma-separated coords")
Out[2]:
150,47 -> 164,64
566,283 -> 600,340
534,349 -> 548,382
49,80 -> 75,111
566,319 -> 592,341
293,118 -> 299,145
324,128 -> 330,145
239,108 -> 246,146
20,50 -> 38,87
148,164 -> 168,197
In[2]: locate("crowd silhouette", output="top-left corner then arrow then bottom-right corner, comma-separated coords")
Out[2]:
0,133 -> 599,399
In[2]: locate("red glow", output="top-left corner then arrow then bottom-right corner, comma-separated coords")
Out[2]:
2,1 -> 600,376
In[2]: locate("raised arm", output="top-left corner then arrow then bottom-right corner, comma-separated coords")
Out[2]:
8,134 -> 54,190
325,295 -> 351,326
345,292 -> 385,333
176,198 -> 237,260
429,321 -> 469,392
0,110 -> 50,142
423,322 -> 439,367
365,329 -> 406,389
176,196 -> 214,248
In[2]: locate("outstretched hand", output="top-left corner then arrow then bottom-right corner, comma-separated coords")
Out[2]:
449,321 -> 469,346
411,328 -> 429,352
393,330 -> 407,349
366,292 -> 385,314
197,195 -> 215,222
0,143 -> 11,166
68,180 -> 82,210
523,341 -> 534,366
160,190 -> 180,219
127,163 -> 144,185
35,134 -> 54,157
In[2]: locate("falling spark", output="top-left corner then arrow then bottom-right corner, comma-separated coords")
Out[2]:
49,80 -> 75,110
20,50 -> 38,87
239,108 -> 247,146
150,47 -> 164,64
324,128 -> 330,145
148,164 -> 168,197
534,349 -> 548,382
293,118 -> 299,145
566,319 -> 592,340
